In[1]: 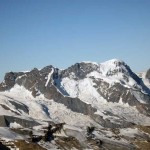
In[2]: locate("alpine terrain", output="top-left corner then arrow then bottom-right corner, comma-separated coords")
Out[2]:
0,59 -> 150,150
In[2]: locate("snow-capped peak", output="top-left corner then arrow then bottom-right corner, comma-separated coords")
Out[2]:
101,58 -> 124,65
99,59 -> 127,76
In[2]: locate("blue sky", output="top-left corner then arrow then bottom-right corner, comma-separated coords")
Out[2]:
0,0 -> 150,81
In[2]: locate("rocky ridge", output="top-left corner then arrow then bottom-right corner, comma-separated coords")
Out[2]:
0,59 -> 150,150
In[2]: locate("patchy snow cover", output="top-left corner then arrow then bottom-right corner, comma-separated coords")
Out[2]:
60,59 -> 149,106
119,128 -> 139,137
39,99 -> 96,127
60,76 -> 150,125
0,127 -> 24,140
0,84 -> 96,127
0,85 -> 50,120
0,59 -> 150,129
58,64 -> 150,125
0,60 -> 150,149
38,140 -> 58,150
118,98 -> 129,106
87,71 -> 121,85
93,129 -> 129,146
95,100 -> 150,125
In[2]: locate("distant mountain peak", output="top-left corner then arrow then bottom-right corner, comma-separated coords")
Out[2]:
0,59 -> 150,118
101,58 -> 124,64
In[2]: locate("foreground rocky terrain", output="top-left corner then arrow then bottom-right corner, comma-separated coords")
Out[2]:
0,59 -> 150,150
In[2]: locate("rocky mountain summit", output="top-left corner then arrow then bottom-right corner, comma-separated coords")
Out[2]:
1,59 -> 150,117
0,59 -> 150,150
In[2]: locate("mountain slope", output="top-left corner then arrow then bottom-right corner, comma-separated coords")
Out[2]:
0,59 -> 150,121
0,59 -> 150,149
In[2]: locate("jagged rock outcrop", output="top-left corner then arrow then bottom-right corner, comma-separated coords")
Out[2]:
61,62 -> 99,79
0,59 -> 150,127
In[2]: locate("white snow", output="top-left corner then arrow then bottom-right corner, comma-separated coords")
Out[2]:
100,59 -> 123,76
0,127 -> 24,140
87,71 -> 120,85
10,122 -> 22,129
6,84 -> 34,100
119,128 -> 139,137
61,77 -> 107,105
45,68 -> 54,87
43,99 -> 96,126
95,59 -> 141,89
0,59 -> 149,137
118,98 -> 129,106
0,84 -> 96,127
0,60 -> 149,148
60,76 -> 150,125
61,78 -> 78,98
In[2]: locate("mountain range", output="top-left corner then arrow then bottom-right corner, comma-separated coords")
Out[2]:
0,59 -> 150,150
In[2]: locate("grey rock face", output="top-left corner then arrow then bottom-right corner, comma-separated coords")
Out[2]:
146,69 -> 150,79
93,78 -> 150,116
0,72 -> 24,91
94,79 -> 132,104
92,114 -> 134,128
16,66 -> 54,97
8,100 -> 29,114
0,115 -> 40,127
0,116 -> 8,127
0,60 -> 150,127
61,62 -> 99,79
